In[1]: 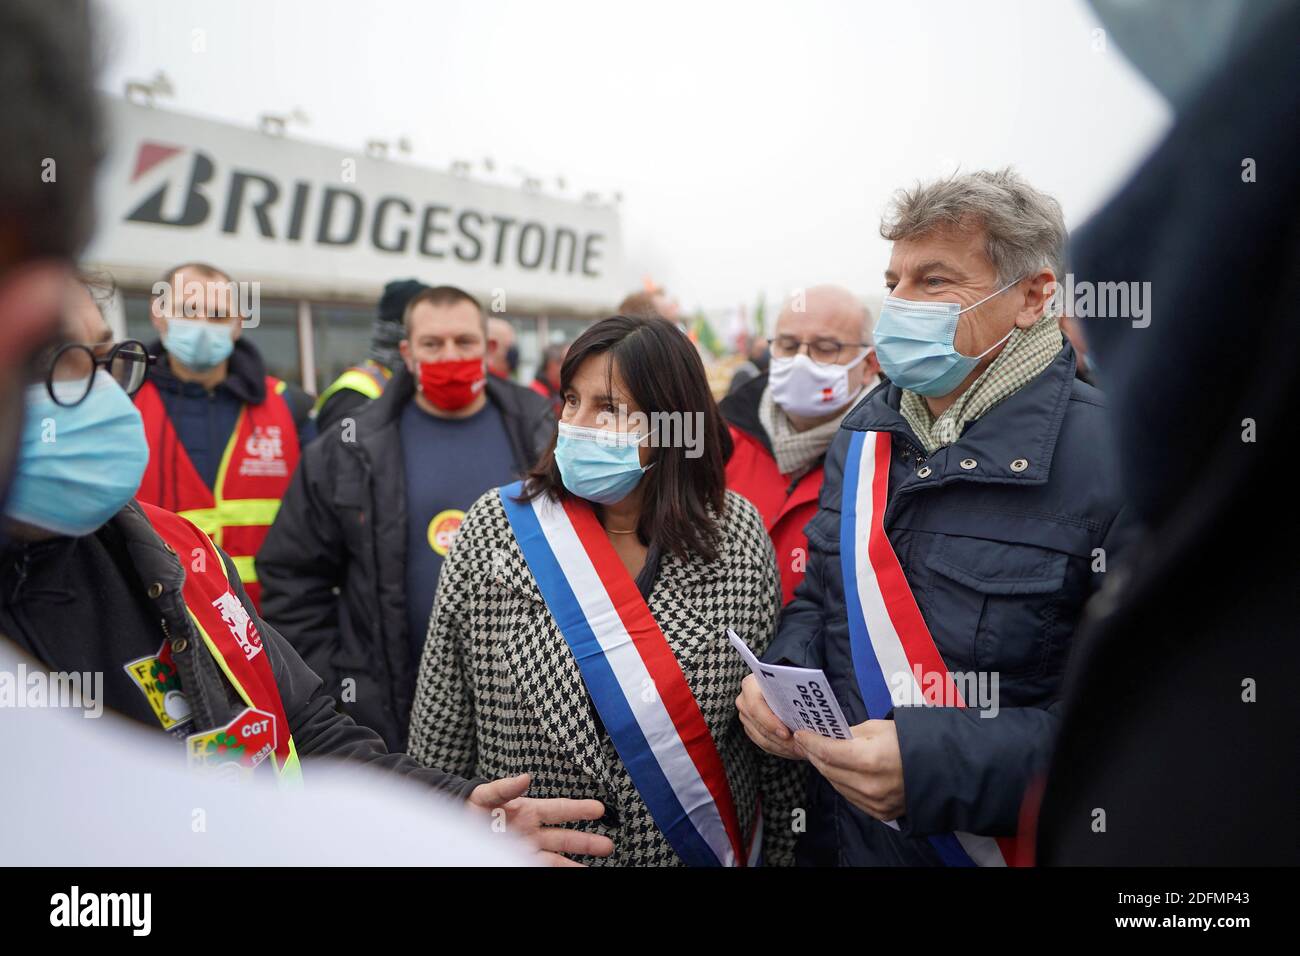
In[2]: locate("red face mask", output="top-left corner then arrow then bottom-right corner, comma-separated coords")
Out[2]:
418,358 -> 486,411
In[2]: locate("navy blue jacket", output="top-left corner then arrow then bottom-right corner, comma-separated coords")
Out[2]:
765,340 -> 1132,865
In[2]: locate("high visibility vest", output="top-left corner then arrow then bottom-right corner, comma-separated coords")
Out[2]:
139,501 -> 302,784
313,360 -> 391,413
134,377 -> 300,611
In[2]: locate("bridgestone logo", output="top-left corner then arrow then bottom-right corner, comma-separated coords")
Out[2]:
126,143 -> 608,276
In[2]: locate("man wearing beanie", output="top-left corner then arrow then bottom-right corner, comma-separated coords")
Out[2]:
314,278 -> 427,435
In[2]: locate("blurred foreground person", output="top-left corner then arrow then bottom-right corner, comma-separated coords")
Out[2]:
314,278 -> 427,435
0,0 -> 100,529
740,170 -> 1132,866
1035,0 -> 1300,865
721,285 -> 879,604
408,314 -> 803,865
259,286 -> 553,750
133,261 -> 313,611
0,279 -> 612,866
1,638 -> 535,867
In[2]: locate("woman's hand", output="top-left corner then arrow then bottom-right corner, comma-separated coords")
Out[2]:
468,772 -> 615,866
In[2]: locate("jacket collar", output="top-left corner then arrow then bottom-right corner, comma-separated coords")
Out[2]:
718,372 -> 772,455
146,337 -> 267,405
843,340 -> 1077,487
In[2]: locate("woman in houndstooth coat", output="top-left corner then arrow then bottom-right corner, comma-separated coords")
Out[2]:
407,315 -> 804,866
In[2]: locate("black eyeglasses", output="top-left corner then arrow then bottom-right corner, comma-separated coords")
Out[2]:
45,340 -> 156,407
766,335 -> 872,366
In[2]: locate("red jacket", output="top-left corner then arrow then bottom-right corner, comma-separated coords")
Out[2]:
720,376 -> 825,606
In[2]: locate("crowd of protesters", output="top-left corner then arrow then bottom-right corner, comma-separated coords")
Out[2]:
0,0 -> 1293,868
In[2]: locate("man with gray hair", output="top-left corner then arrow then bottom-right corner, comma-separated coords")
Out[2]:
738,168 -> 1132,865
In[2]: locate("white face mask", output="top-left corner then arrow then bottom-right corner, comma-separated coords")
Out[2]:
769,350 -> 873,419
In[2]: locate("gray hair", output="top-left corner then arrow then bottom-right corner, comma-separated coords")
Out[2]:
880,168 -> 1066,287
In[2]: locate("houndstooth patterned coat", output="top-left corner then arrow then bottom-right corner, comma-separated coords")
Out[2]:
407,486 -> 805,866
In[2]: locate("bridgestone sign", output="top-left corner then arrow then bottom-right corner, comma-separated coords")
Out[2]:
85,97 -> 625,311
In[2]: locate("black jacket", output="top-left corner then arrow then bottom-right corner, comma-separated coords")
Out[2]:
257,367 -> 556,750
1035,3 -> 1300,865
0,501 -> 477,799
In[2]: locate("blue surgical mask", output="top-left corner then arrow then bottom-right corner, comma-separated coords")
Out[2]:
554,421 -> 652,505
5,371 -> 149,537
164,317 -> 234,371
873,277 -> 1023,397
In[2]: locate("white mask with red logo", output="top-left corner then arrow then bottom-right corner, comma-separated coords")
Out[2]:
769,350 -> 870,419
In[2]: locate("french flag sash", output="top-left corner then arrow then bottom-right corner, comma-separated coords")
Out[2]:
839,431 -> 1020,867
499,481 -> 759,867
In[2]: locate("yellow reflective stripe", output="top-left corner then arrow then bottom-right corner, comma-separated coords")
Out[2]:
178,498 -> 280,529
209,408 -> 248,549
177,508 -> 221,536
314,368 -> 384,411
279,738 -> 304,787
230,553 -> 258,585
215,498 -> 280,526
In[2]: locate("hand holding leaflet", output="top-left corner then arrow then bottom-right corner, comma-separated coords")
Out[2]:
728,628 -> 903,831
727,628 -> 852,740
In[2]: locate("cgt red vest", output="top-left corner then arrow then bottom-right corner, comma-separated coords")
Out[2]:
138,501 -> 301,783
134,377 -> 299,611
725,425 -> 825,606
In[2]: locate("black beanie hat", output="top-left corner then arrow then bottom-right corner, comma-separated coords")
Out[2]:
370,278 -> 428,367
378,278 -> 428,326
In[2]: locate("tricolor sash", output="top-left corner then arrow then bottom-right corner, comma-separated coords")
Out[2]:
498,481 -> 759,867
839,431 -> 1018,867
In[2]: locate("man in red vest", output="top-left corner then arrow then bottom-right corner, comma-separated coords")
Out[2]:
134,262 -> 315,610
720,285 -> 880,605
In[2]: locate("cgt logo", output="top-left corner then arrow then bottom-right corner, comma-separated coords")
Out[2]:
239,424 -> 288,478
123,140 -> 608,275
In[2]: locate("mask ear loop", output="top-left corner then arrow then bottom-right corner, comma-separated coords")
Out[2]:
956,274 -> 1028,359
633,427 -> 657,474
957,274 -> 1028,316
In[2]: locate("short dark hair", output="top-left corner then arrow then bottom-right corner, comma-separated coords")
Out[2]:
521,314 -> 728,561
403,284 -> 485,335
0,0 -> 101,267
